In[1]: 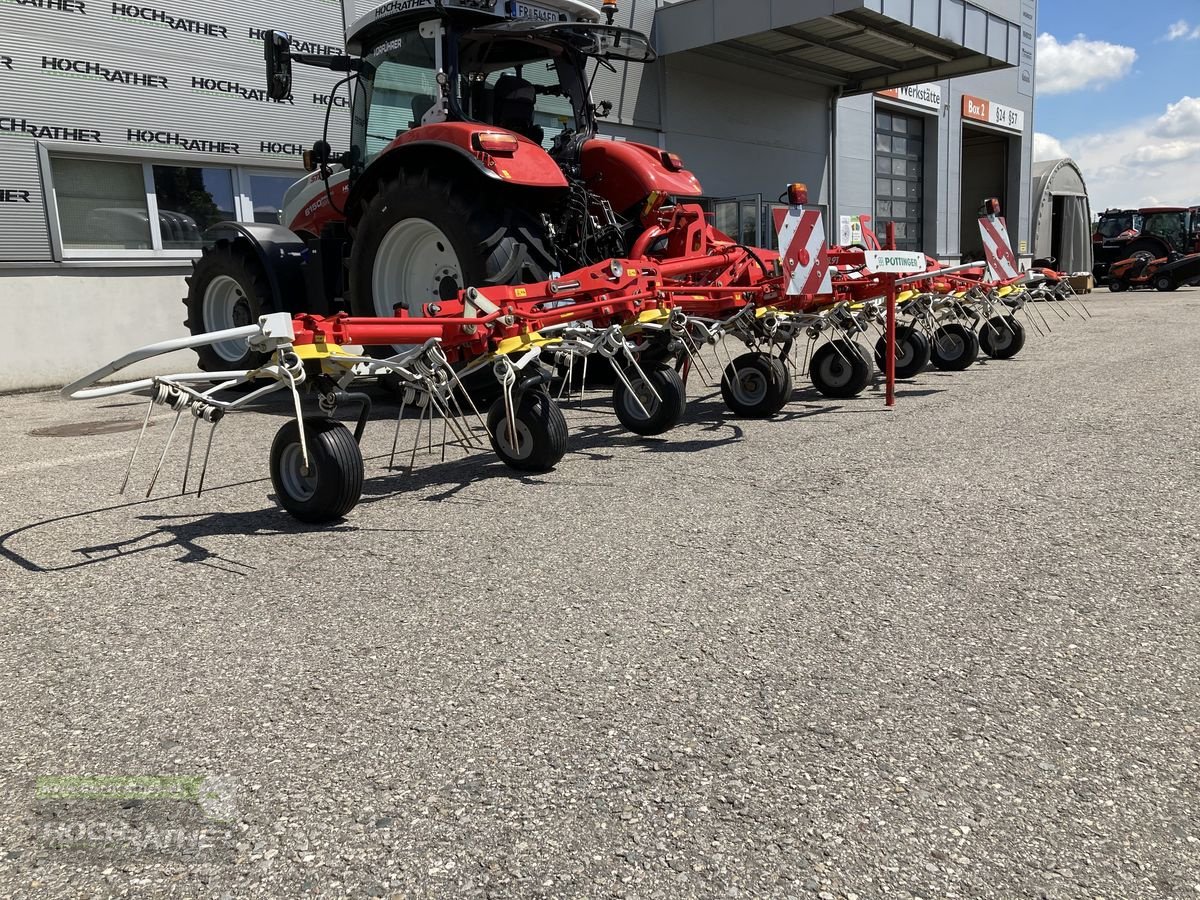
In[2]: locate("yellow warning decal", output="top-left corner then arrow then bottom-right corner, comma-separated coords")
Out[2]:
626,268 -> 637,277
514,287 -> 528,297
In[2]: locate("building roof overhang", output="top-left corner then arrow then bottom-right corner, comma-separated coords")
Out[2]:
654,0 -> 1021,94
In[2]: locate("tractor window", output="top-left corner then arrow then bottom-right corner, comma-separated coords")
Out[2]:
470,62 -> 574,150
355,29 -> 438,161
1142,212 -> 1187,250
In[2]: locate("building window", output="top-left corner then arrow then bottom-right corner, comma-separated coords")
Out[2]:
44,151 -> 303,260
152,166 -> 236,249
874,110 -> 924,253
51,157 -> 153,252
248,173 -> 298,225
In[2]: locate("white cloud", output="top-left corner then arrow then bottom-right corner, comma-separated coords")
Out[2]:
1123,141 -> 1200,164
1051,96 -> 1200,212
1164,19 -> 1200,40
1152,96 -> 1200,137
1033,132 -> 1068,161
1036,33 -> 1137,95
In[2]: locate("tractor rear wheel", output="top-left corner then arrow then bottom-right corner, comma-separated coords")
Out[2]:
183,245 -> 272,371
349,170 -> 556,357
1155,275 -> 1177,292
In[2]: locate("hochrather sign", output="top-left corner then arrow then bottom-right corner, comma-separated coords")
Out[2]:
962,94 -> 1025,133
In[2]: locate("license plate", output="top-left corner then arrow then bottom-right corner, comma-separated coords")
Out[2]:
509,2 -> 566,23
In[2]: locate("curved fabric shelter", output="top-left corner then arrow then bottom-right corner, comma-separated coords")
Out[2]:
1031,158 -> 1092,273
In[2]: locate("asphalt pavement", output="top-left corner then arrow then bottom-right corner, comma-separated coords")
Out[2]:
0,291 -> 1197,899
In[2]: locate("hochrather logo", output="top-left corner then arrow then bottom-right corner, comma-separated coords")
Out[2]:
0,116 -> 100,142
247,28 -> 341,57
42,56 -> 168,90
14,0 -> 87,14
111,3 -> 227,38
312,92 -> 351,108
2,189 -> 33,203
192,76 -> 291,104
127,129 -> 238,154
260,141 -> 305,156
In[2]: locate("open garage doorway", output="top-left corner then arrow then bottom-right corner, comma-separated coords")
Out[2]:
960,125 -> 1015,262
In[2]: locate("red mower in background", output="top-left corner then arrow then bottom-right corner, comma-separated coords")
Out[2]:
1107,250 -> 1200,293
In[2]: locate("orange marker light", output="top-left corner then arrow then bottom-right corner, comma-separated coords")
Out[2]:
472,132 -> 519,155
787,183 -> 808,206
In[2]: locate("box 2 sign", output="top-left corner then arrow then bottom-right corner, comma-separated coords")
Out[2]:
962,94 -> 1025,133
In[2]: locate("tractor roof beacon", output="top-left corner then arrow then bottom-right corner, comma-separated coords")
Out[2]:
184,0 -> 703,370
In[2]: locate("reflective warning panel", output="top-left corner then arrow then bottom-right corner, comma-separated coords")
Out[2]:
772,207 -> 832,297
978,216 -> 1021,281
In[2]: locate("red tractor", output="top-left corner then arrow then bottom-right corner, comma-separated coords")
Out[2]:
185,0 -> 704,370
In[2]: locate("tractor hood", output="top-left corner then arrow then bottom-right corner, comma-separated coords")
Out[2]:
581,140 -> 703,213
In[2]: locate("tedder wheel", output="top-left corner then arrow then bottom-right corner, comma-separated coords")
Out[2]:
349,169 -> 555,357
486,392 -> 568,472
978,315 -> 1026,359
270,418 -> 364,523
613,364 -> 687,436
1108,280 -> 1127,293
183,244 -> 272,371
1155,275 -> 1177,292
720,352 -> 791,417
809,340 -> 871,398
929,323 -> 980,371
874,326 -> 931,380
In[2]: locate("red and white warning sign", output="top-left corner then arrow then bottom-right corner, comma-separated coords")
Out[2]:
773,207 -> 833,296
978,216 -> 1021,281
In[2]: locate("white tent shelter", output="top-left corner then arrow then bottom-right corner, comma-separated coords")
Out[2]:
1031,158 -> 1092,273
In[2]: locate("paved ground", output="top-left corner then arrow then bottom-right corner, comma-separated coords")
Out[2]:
0,291 -> 1197,899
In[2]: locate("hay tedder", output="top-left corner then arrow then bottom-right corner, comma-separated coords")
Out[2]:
63,1 -> 1092,523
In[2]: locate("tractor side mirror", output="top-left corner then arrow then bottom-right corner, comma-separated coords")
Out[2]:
265,30 -> 293,102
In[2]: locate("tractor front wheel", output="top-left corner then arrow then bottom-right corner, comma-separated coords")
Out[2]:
270,418 -> 364,523
349,170 -> 555,357
613,364 -> 687,436
487,392 -> 569,472
183,245 -> 271,371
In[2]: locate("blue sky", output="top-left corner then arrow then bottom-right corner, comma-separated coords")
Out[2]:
1033,0 -> 1200,211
